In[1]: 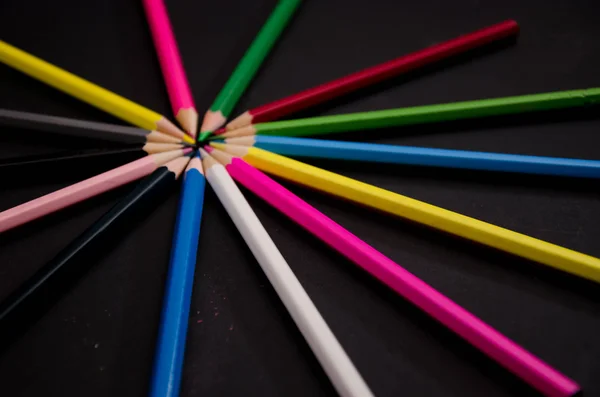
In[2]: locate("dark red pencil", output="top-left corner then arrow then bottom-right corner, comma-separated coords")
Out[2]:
220,20 -> 519,132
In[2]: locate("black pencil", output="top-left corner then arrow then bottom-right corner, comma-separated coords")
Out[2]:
0,143 -> 184,176
0,154 -> 191,336
0,108 -> 185,144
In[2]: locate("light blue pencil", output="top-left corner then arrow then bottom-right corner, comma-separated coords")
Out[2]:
220,135 -> 600,178
150,152 -> 205,397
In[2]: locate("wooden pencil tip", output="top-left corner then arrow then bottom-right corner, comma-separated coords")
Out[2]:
176,108 -> 199,138
152,148 -> 190,167
165,156 -> 191,179
156,117 -> 188,140
199,110 -> 227,134
186,153 -> 204,175
146,130 -> 182,144
225,136 -> 256,147
143,142 -> 184,154
226,111 -> 253,130
208,147 -> 235,166
219,125 -> 257,139
199,148 -> 220,170
210,142 -> 250,157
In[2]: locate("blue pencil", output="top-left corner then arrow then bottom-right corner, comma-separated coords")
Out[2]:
221,135 -> 600,178
150,152 -> 205,397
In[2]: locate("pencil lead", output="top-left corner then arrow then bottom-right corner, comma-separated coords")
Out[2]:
197,130 -> 212,142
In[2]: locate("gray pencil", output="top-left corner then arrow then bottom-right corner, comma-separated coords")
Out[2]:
0,108 -> 183,144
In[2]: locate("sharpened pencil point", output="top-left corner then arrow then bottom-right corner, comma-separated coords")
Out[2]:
198,131 -> 212,142
182,135 -> 196,145
198,148 -> 211,158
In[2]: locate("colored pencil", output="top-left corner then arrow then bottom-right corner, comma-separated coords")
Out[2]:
224,20 -> 520,131
200,148 -> 374,397
198,0 -> 302,140
142,0 -> 198,137
208,147 -> 579,397
0,144 -> 183,175
0,40 -> 195,144
0,155 -> 191,336
222,135 -> 600,178
211,143 -> 600,283
0,148 -> 192,234
150,153 -> 205,397
0,108 -> 183,144
216,87 -> 600,138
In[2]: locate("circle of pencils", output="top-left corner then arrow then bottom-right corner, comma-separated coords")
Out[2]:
1,1 -> 598,397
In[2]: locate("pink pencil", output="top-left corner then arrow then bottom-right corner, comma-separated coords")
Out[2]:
0,148 -> 191,234
206,147 -> 580,397
142,0 -> 198,137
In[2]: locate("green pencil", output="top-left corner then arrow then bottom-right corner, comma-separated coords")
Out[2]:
216,87 -> 600,139
198,0 -> 302,141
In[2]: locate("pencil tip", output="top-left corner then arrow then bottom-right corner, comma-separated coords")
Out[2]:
198,131 -> 212,142
198,147 -> 210,159
182,135 -> 196,145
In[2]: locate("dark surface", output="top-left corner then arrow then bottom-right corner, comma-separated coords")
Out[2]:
0,166 -> 178,348
0,1 -> 599,396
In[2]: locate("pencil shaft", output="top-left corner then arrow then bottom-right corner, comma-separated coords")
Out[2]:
223,156 -> 578,397
203,159 -> 373,397
0,40 -> 185,139
143,0 -> 197,136
0,167 -> 178,332
0,149 -> 186,234
209,0 -> 301,118
250,88 -> 600,137
244,20 -> 519,125
0,108 -> 150,144
242,135 -> 600,178
150,164 -> 205,397
214,144 -> 600,283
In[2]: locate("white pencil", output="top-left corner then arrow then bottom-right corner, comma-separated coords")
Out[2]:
199,148 -> 374,397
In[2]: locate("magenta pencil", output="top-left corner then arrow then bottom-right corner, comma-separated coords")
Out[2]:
206,147 -> 579,397
142,0 -> 197,137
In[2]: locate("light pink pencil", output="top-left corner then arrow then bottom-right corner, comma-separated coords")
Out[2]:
142,0 -> 198,137
0,148 -> 191,233
206,147 -> 580,397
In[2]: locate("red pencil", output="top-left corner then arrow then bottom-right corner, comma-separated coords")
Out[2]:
222,20 -> 519,132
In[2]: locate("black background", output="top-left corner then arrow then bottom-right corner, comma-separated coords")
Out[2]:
1,0 -> 600,396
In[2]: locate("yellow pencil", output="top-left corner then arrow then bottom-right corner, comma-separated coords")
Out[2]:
211,142 -> 600,283
0,40 -> 194,144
